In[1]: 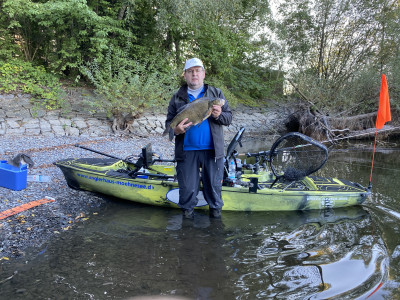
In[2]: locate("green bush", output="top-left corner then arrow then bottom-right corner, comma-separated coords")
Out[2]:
0,59 -> 64,110
81,47 -> 177,117
206,76 -> 240,108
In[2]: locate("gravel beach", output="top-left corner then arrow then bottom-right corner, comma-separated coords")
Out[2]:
0,134 -> 175,260
0,92 -> 285,262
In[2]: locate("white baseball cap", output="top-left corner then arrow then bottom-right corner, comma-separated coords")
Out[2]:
184,58 -> 204,71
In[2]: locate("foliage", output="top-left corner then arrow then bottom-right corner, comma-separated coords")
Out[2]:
276,0 -> 400,115
289,60 -> 400,116
2,0 -> 131,75
385,56 -> 400,111
0,0 -> 276,106
81,46 -> 177,118
0,59 -> 64,110
1,0 -> 400,116
0,5 -> 20,60
206,76 -> 240,108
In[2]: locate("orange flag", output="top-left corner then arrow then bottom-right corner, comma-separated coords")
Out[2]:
376,74 -> 391,129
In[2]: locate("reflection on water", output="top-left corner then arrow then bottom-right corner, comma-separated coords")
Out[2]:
225,207 -> 388,299
0,204 -> 389,299
1,144 -> 400,299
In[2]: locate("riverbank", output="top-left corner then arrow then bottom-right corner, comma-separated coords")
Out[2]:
0,90 -> 286,261
0,134 -> 178,260
1,88 -> 395,261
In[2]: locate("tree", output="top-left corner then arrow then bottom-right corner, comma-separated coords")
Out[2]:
3,0 -> 131,75
275,0 -> 399,114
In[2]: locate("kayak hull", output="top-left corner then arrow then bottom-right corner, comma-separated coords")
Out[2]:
55,158 -> 370,211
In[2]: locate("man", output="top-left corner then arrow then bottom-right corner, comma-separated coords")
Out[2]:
165,58 -> 233,218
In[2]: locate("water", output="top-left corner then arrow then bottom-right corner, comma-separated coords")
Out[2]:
1,141 -> 400,299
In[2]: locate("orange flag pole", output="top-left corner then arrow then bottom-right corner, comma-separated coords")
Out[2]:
369,74 -> 391,188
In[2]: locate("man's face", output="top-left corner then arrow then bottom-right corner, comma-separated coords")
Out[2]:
184,66 -> 205,90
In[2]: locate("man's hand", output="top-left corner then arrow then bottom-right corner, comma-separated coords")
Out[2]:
211,105 -> 222,119
174,118 -> 192,135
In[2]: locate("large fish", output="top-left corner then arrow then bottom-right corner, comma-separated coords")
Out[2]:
163,97 -> 225,140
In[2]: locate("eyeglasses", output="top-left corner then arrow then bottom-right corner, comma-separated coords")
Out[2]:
185,68 -> 204,74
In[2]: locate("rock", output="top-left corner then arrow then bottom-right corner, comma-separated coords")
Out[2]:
65,126 -> 80,136
25,128 -> 41,135
48,119 -> 62,126
6,119 -> 21,129
39,120 -> 52,132
72,119 -> 88,129
0,122 -> 6,135
7,128 -> 25,135
23,119 -> 40,129
0,91 -> 287,139
30,108 -> 46,118
52,125 -> 66,136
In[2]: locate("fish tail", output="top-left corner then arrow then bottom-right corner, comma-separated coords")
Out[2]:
168,130 -> 174,141
163,127 -> 174,141
162,127 -> 169,136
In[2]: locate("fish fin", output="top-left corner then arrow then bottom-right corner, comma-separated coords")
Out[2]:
202,109 -> 213,121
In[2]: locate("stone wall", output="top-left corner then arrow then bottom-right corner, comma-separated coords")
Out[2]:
0,93 -> 287,140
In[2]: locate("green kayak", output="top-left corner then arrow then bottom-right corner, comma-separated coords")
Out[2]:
54,130 -> 370,211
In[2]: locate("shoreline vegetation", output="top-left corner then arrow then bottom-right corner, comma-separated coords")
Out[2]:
1,0 -> 398,141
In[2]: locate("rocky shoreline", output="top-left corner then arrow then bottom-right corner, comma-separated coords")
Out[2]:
0,92 -> 286,139
0,91 -> 286,261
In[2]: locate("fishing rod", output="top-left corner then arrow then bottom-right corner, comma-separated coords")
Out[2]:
74,144 -> 137,166
75,144 -> 175,179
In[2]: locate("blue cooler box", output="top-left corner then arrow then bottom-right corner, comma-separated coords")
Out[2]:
0,160 -> 28,191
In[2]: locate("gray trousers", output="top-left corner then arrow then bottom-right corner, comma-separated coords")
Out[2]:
176,150 -> 224,210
